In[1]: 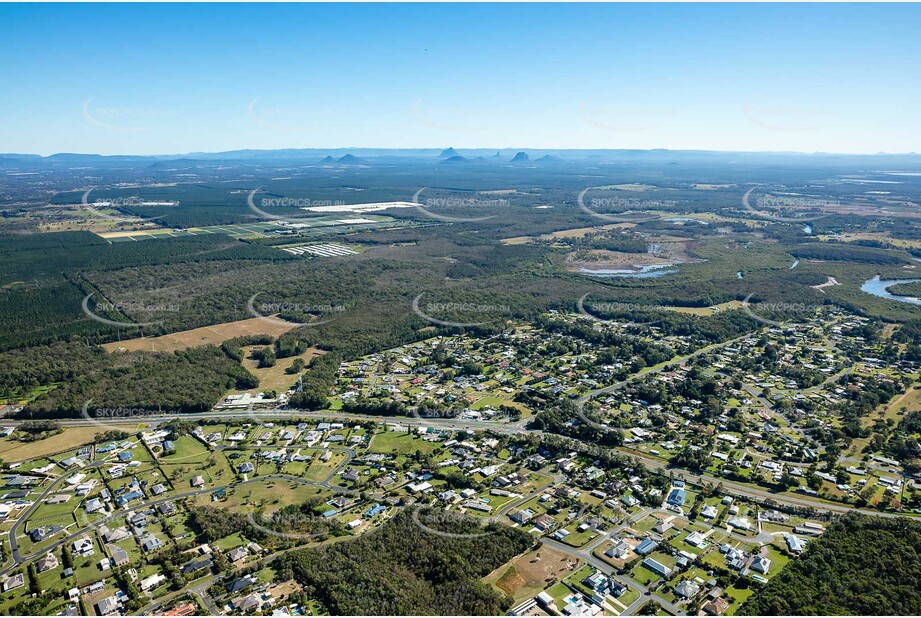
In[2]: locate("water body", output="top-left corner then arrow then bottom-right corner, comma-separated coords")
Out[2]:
790,260 -> 800,269
860,276 -> 921,306
666,217 -> 710,225
580,263 -> 678,279
803,225 -> 812,235
737,271 -> 744,279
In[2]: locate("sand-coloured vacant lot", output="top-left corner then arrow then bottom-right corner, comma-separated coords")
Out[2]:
102,316 -> 299,353
483,546 -> 581,603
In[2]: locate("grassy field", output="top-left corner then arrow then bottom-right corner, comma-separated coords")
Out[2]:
0,425 -> 132,461
232,346 -> 322,395
160,446 -> 233,488
159,435 -> 210,463
851,384 -> 921,455
368,429 -> 442,456
880,384 -> 921,421
500,223 -> 630,245
101,316 -> 300,353
818,231 -> 921,251
305,450 -> 349,482
198,479 -> 332,516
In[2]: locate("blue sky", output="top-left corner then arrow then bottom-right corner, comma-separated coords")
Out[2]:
1,3 -> 919,155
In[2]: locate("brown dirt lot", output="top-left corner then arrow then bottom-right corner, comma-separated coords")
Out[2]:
483,546 -> 581,603
500,223 -> 635,245
664,300 -> 744,316
101,317 -> 300,353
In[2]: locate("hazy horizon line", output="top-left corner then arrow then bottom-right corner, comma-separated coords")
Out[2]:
4,146 -> 920,159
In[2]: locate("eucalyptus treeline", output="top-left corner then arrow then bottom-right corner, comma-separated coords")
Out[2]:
739,514 -> 921,616
272,507 -> 534,616
21,346 -> 258,417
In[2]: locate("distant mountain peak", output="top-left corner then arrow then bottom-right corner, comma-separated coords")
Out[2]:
319,155 -> 336,163
336,154 -> 365,165
510,151 -> 529,162
443,155 -> 469,163
438,147 -> 459,158
492,151 -> 504,159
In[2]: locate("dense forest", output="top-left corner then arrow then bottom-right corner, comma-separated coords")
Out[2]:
273,507 -> 534,615
22,346 -> 258,416
788,242 -> 911,265
739,514 -> 921,616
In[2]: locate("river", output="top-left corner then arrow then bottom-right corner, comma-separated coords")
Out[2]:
579,263 -> 678,278
860,275 -> 921,306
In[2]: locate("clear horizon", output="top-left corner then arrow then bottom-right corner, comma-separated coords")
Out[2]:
2,3 -> 919,156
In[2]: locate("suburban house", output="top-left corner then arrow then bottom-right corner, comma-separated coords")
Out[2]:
510,509 -> 534,524
642,557 -> 672,578
36,552 -> 59,573
675,580 -> 701,598
750,556 -> 771,574
141,534 -> 163,553
666,488 -> 687,506
95,596 -> 119,616
2,573 -> 25,592
108,545 -> 130,567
